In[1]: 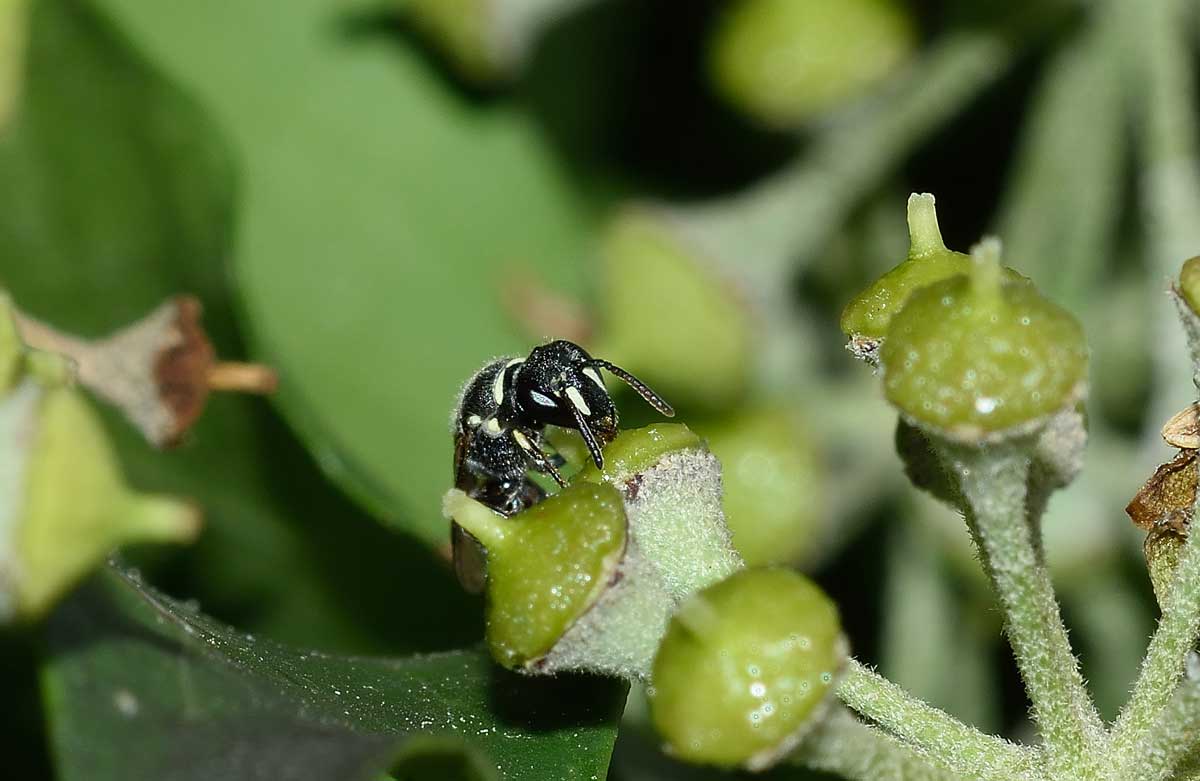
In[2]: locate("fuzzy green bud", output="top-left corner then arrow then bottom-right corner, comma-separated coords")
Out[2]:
1180,256 -> 1200,316
0,293 -> 199,620
446,423 -> 743,680
649,568 -> 845,770
594,210 -> 752,410
698,407 -> 823,567
840,195 -> 1027,360
709,0 -> 913,128
444,482 -> 627,671
880,239 -> 1088,441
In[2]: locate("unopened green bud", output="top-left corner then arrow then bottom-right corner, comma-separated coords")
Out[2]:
444,482 -> 627,671
446,423 -> 743,679
593,210 -> 752,410
709,0 -> 913,128
840,194 -> 1026,361
698,407 -> 823,567
880,239 -> 1087,441
4,383 -> 199,620
650,568 -> 846,770
1180,256 -> 1200,316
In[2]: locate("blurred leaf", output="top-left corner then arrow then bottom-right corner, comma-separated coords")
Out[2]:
993,0 -> 1127,312
0,0 -> 475,653
98,0 -> 596,547
43,565 -> 626,781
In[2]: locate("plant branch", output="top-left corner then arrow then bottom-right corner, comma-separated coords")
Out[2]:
792,706 -> 966,781
1111,523 -> 1200,765
1116,655 -> 1200,781
936,442 -> 1104,778
836,658 -> 1040,781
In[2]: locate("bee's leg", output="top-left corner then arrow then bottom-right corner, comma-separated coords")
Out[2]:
511,427 -> 568,487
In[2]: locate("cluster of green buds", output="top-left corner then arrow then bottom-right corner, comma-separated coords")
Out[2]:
443,422 -> 846,770
0,293 -> 199,621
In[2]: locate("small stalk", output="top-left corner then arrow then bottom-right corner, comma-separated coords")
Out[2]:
1116,657 -> 1200,781
935,442 -> 1104,778
1110,524 -> 1200,767
792,706 -> 965,781
836,659 -> 1040,781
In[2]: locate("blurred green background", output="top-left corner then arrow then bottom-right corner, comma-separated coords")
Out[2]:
1,0 -> 1198,778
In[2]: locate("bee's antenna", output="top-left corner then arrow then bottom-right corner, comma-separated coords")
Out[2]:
589,360 -> 675,417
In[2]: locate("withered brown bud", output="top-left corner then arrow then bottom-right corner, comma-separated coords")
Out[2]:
1126,450 -> 1196,536
1162,402 -> 1200,450
15,296 -> 276,447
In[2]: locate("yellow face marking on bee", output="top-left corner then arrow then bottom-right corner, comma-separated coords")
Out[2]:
466,414 -> 482,427
484,417 -> 502,435
512,430 -> 533,451
565,385 -> 591,416
583,367 -> 605,390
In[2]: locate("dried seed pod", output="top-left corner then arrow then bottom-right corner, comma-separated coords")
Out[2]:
1162,402 -> 1200,450
1126,450 -> 1197,536
15,296 -> 276,447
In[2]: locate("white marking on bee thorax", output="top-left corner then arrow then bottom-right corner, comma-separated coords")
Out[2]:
583,367 -> 605,390
492,358 -> 525,405
512,430 -> 533,451
484,417 -> 503,435
565,385 -> 592,415
466,414 -> 483,427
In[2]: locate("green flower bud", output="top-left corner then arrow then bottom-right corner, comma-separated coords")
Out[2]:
577,423 -> 743,602
698,407 -> 823,567
4,382 -> 199,620
709,0 -> 913,128
880,239 -> 1087,441
840,194 -> 1026,361
1179,256 -> 1200,316
444,482 -> 627,671
593,209 -> 752,410
0,292 -> 198,620
650,568 -> 846,770
446,423 -> 743,679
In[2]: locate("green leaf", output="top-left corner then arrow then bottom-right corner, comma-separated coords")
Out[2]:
97,0 -> 596,547
43,565 -> 627,781
0,0 -> 475,653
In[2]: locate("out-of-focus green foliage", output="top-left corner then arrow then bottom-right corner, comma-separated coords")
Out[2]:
43,564 -> 626,781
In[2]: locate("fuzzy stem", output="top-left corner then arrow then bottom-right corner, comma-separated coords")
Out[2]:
1117,657 -> 1200,781
836,658 -> 1040,780
792,706 -> 965,781
1110,524 -> 1200,767
935,442 -> 1104,777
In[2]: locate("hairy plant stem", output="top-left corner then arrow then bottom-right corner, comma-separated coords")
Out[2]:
1111,525 -> 1200,768
793,706 -> 966,781
836,658 -> 1040,781
934,441 -> 1104,779
1116,655 -> 1200,781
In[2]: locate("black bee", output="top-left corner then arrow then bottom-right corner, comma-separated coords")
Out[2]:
451,339 -> 674,590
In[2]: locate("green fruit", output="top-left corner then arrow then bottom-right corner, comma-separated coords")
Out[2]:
710,0 -> 913,127
594,210 -> 751,410
576,422 -> 703,485
443,482 -> 627,670
650,568 -> 844,770
880,239 -> 1088,439
1180,256 -> 1200,315
700,408 -> 822,566
840,194 -> 1026,341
